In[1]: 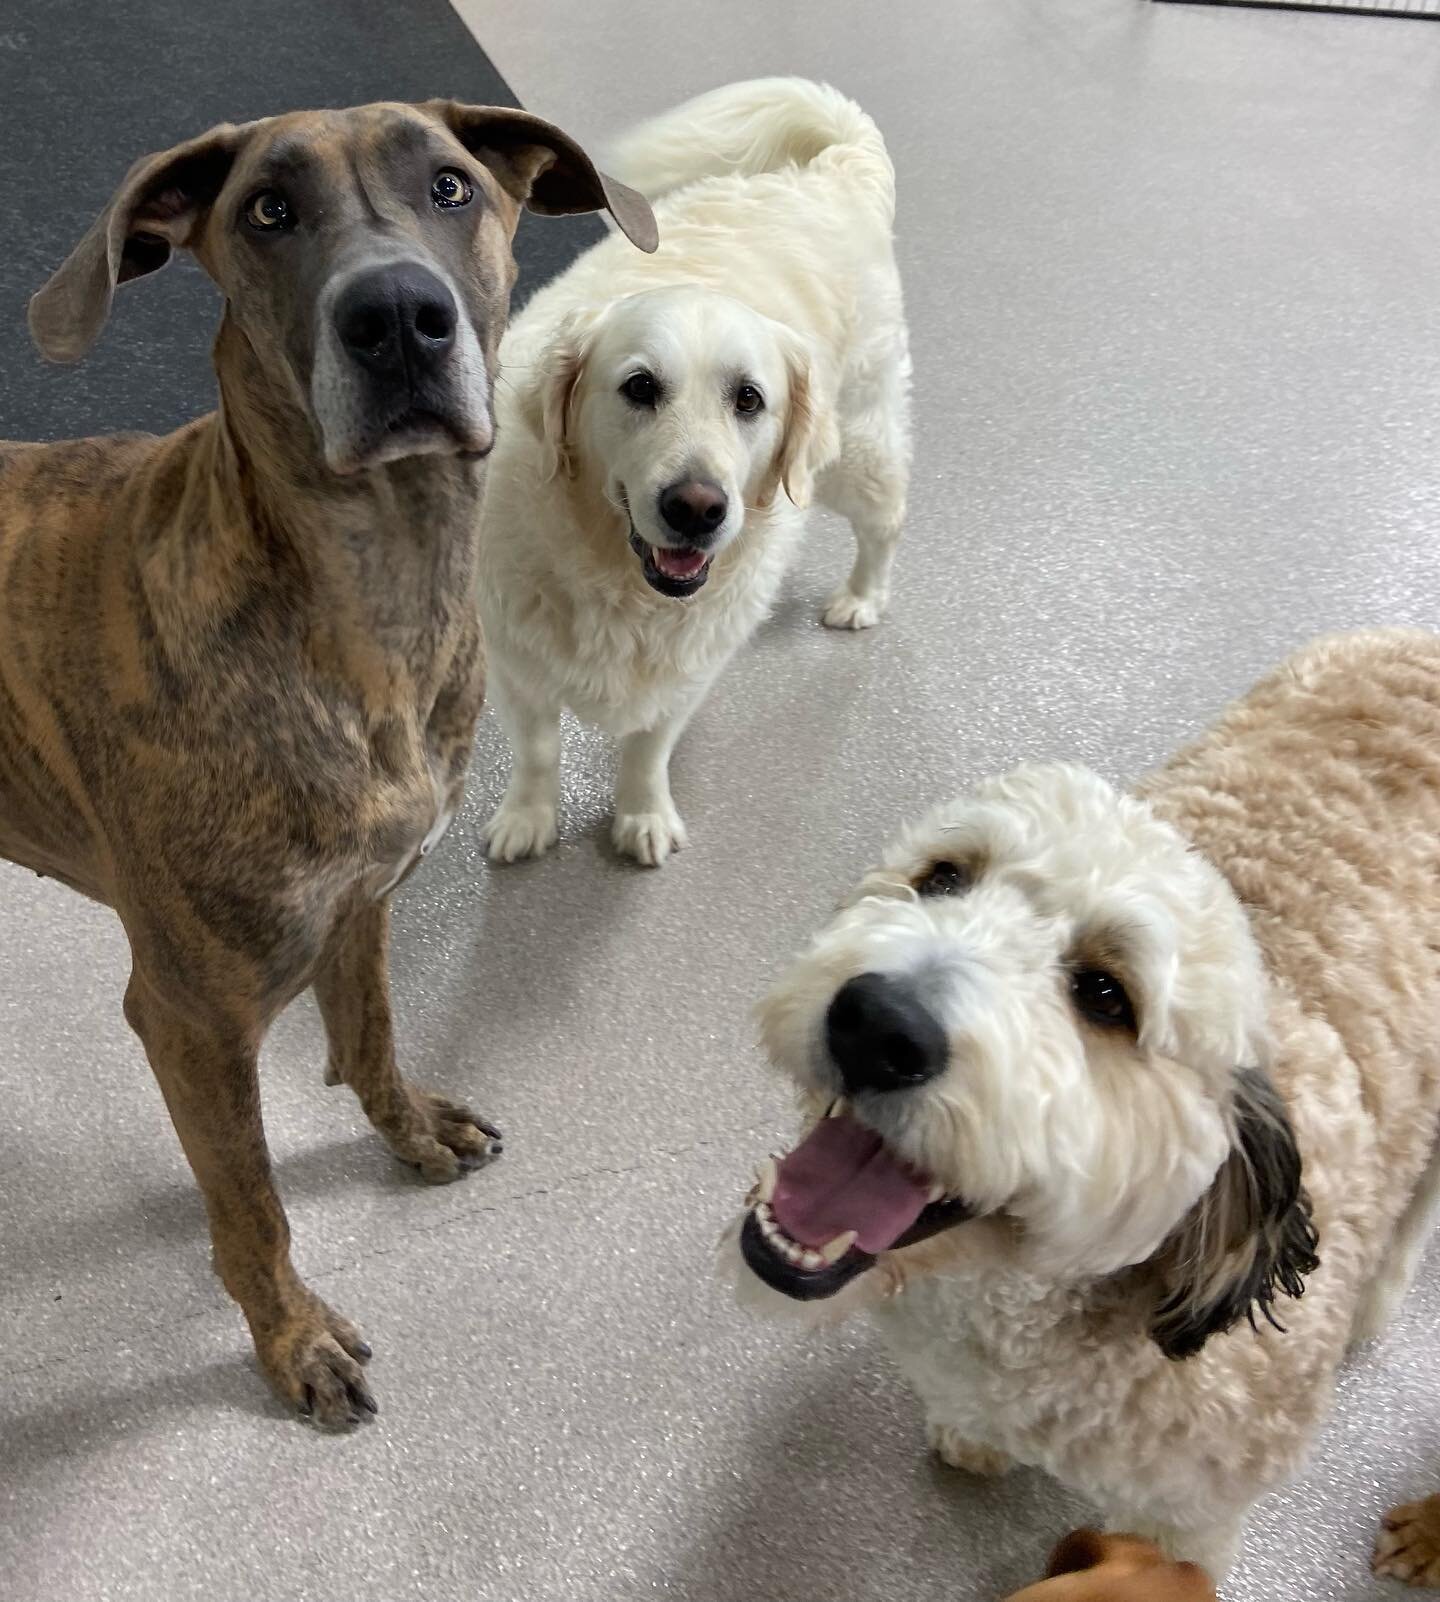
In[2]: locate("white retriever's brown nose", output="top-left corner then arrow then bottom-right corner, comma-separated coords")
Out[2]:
826,973 -> 948,1095
658,479 -> 728,540
335,263 -> 457,381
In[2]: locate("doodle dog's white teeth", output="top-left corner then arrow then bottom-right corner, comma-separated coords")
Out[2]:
749,1196 -> 861,1272
818,1230 -> 858,1265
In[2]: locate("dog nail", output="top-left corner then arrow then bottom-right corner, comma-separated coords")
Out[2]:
490,1141 -> 504,1156
354,1342 -> 373,1361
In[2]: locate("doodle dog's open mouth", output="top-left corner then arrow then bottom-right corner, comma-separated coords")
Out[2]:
739,1105 -> 975,1300
621,493 -> 714,598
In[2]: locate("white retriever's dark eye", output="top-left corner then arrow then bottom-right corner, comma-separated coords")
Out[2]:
915,860 -> 971,897
735,383 -> 764,415
1071,969 -> 1136,1031
431,169 -> 473,209
621,371 -> 658,407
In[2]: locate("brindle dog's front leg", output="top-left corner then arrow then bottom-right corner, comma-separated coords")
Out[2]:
123,971 -> 376,1426
313,898 -> 502,1182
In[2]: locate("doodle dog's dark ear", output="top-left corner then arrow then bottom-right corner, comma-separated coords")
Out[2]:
1149,1067 -> 1319,1361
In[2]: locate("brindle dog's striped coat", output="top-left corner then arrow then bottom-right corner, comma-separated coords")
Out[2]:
0,101 -> 654,1425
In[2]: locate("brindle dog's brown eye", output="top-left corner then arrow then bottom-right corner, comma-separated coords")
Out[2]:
244,191 -> 292,232
735,383 -> 764,415
915,860 -> 971,897
1071,969 -> 1136,1031
431,169 -> 473,209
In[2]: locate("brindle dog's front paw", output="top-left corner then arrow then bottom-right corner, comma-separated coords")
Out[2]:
385,1089 -> 503,1183
1375,1496 -> 1440,1586
260,1300 -> 376,1428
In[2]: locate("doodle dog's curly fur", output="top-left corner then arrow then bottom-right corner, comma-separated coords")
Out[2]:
730,630 -> 1440,1575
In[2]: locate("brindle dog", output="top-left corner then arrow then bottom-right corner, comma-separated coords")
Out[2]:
1,101 -> 655,1426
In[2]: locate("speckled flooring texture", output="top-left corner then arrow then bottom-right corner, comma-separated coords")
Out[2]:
4,1 -> 1440,1598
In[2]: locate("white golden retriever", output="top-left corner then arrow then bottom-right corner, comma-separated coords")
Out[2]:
477,79 -> 910,866
727,631 -> 1440,1579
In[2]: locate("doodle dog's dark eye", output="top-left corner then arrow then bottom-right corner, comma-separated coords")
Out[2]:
1070,969 -> 1136,1031
735,383 -> 764,415
915,860 -> 972,898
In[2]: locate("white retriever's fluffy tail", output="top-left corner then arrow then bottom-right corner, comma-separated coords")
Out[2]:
605,78 -> 893,221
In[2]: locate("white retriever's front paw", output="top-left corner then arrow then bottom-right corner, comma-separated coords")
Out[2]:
926,1422 -> 1012,1477
612,805 -> 687,867
822,587 -> 885,630
483,801 -> 558,862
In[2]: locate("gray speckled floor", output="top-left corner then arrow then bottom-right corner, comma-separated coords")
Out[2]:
5,1 -> 1440,1598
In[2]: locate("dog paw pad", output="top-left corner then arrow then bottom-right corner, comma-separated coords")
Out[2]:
822,588 -> 885,630
483,803 -> 558,862
613,810 -> 687,867
927,1423 -> 1012,1476
1375,1498 -> 1440,1585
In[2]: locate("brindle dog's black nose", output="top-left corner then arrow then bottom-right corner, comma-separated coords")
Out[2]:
335,263 -> 457,379
826,972 -> 948,1095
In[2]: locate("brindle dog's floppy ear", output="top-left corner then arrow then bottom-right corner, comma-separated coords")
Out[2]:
29,123 -> 253,364
1149,1066 -> 1320,1361
430,102 -> 658,254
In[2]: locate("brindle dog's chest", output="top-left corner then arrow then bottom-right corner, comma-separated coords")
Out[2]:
358,730 -> 458,902
348,625 -> 483,902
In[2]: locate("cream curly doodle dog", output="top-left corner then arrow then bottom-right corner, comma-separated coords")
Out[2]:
477,77 -> 910,866
726,630 -> 1440,1578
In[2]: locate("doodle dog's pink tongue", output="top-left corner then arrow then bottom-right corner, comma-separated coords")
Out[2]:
652,546 -> 709,579
771,1113 -> 931,1253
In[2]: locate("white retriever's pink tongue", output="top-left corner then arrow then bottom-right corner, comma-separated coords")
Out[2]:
654,546 -> 708,579
771,1113 -> 930,1252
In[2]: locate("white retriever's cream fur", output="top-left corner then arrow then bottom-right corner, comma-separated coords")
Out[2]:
477,79 -> 910,865
739,631 -> 1440,1576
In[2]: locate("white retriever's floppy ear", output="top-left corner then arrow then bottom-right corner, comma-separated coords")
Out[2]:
758,330 -> 838,511
520,308 -> 599,481
1148,1067 -> 1319,1361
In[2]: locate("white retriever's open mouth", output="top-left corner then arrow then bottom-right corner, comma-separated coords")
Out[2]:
738,1103 -> 975,1301
620,491 -> 715,598
629,528 -> 713,595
